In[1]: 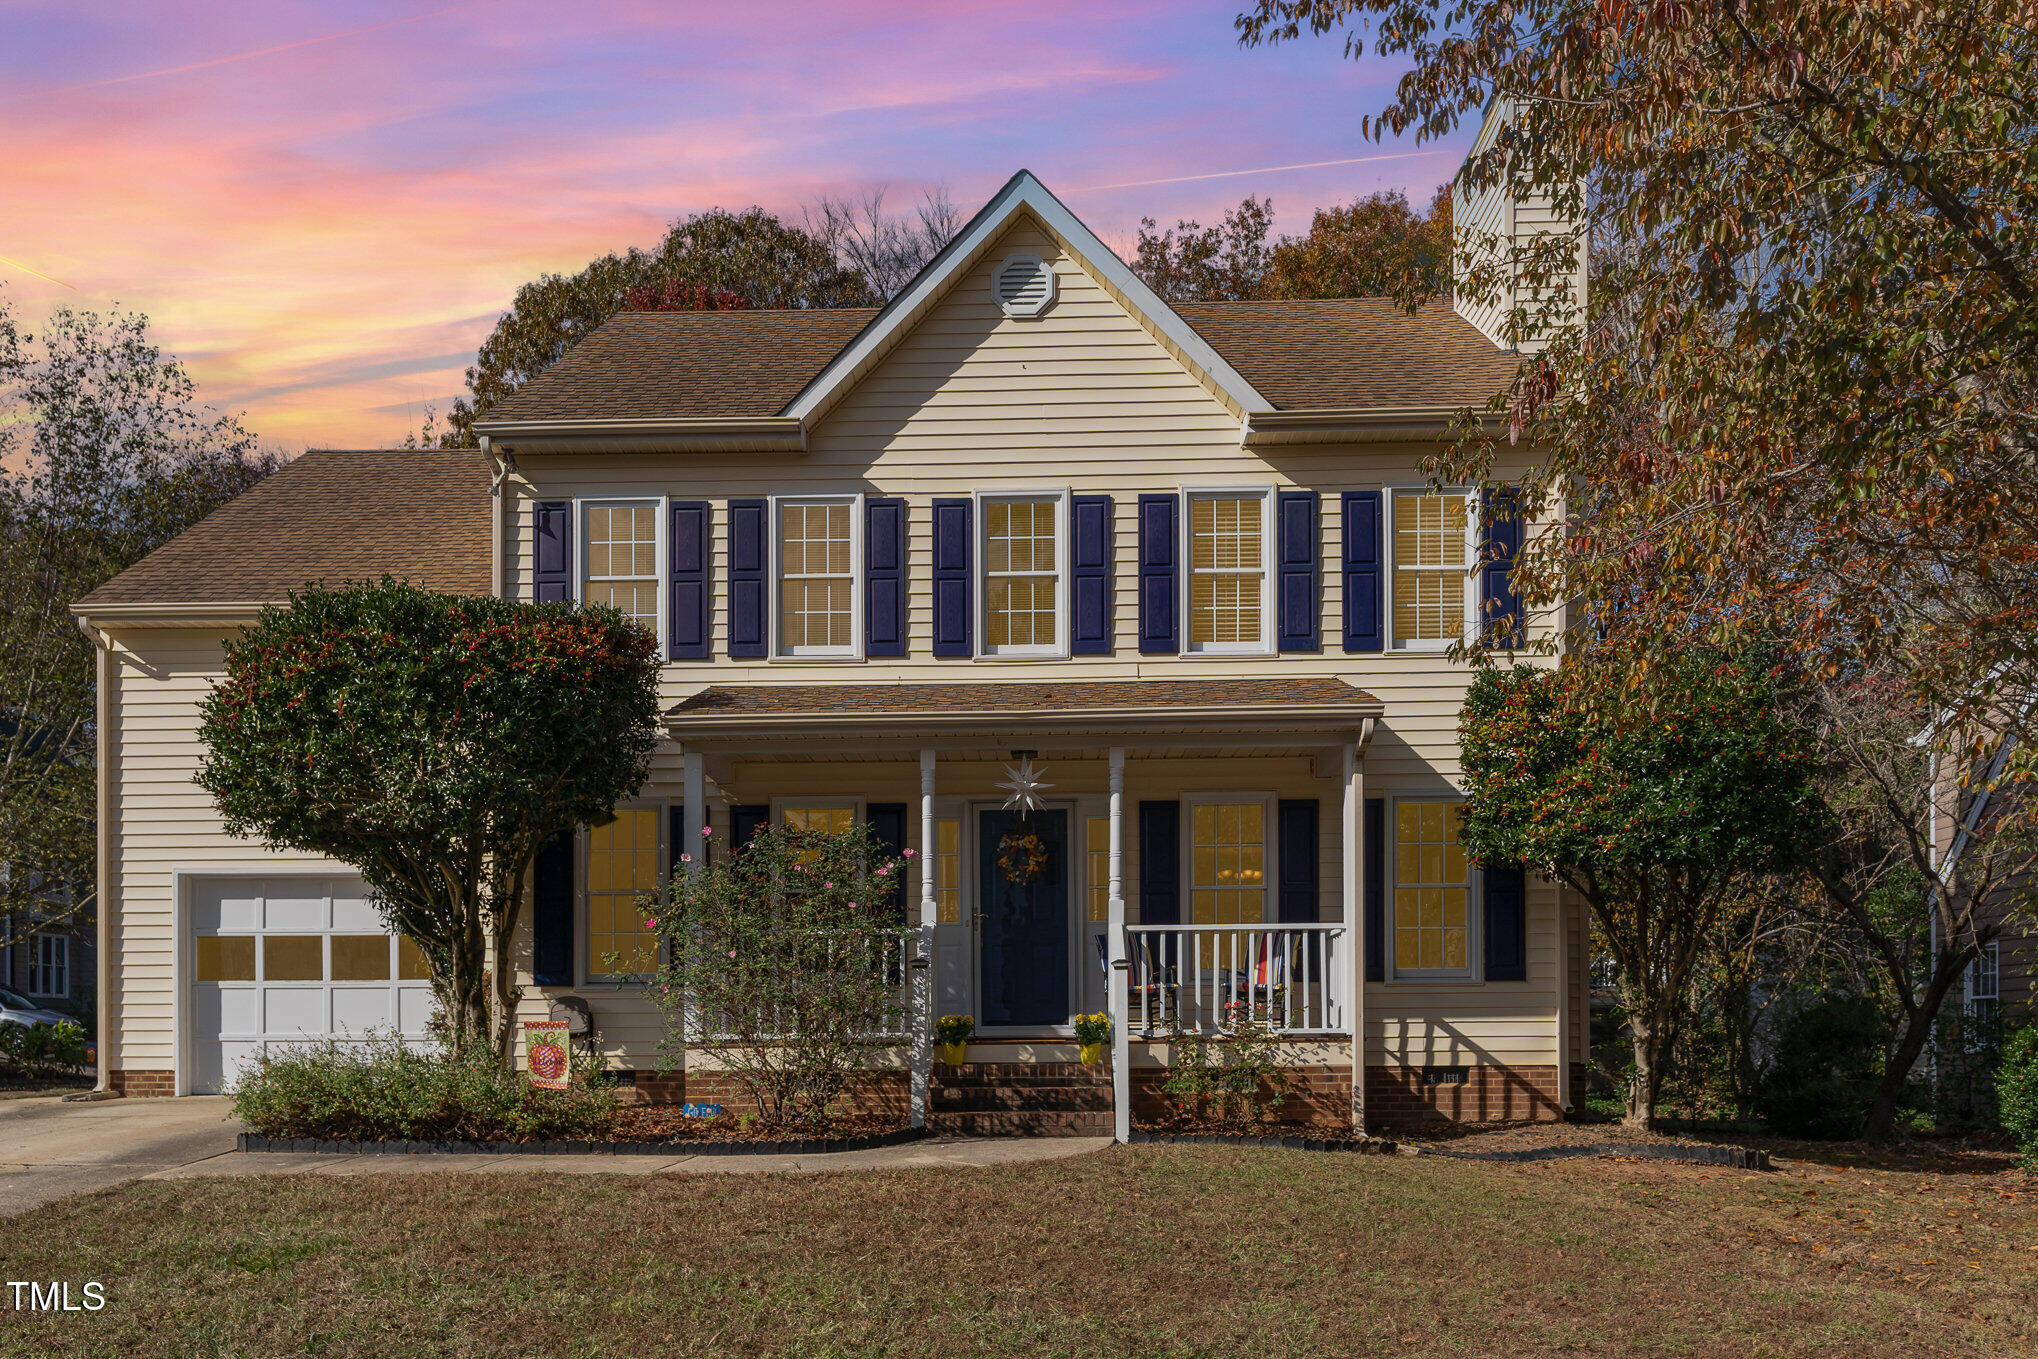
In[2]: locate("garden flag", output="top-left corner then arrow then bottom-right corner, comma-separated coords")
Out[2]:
524,1020 -> 570,1091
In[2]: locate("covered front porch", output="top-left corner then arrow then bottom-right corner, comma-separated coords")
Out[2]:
664,677 -> 1383,1141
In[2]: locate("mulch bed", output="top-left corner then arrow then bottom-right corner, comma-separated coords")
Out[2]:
1131,1115 -> 1397,1153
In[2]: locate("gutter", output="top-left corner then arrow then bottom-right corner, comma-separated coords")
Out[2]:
666,700 -> 1386,741
76,616 -> 114,1097
1242,406 -> 1505,446
69,602 -> 266,628
473,415 -> 806,453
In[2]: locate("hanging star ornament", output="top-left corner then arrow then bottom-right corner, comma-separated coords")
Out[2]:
996,758 -> 1053,814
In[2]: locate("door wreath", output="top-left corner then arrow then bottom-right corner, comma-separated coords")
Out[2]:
996,828 -> 1049,885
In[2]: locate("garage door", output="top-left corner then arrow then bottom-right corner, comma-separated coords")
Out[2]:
189,875 -> 436,1094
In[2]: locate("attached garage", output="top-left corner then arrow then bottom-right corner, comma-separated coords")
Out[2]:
185,874 -> 435,1094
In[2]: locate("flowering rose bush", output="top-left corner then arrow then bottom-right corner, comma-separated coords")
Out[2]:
645,820 -> 911,1127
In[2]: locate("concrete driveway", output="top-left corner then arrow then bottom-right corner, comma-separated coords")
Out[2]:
0,1095 -> 239,1217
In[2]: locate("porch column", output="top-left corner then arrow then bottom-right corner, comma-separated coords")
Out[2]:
910,748 -> 937,1129
1108,746 -> 1130,1143
681,752 -> 706,876
1341,739 -> 1366,1134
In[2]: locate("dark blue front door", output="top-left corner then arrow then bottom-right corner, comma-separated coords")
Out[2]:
978,809 -> 1069,1027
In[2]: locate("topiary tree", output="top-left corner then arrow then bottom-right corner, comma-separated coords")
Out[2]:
1459,649 -> 1820,1127
197,578 -> 660,1062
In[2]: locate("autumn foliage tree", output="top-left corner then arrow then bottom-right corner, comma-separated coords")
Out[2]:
197,580 -> 660,1062
1459,651 -> 1819,1126
1131,186 -> 1452,304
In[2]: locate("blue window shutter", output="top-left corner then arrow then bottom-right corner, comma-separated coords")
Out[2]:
668,501 -> 711,660
932,498 -> 972,657
866,803 -> 909,921
1482,484 -> 1524,650
1277,490 -> 1320,653
1364,797 -> 1385,982
728,498 -> 767,658
1138,800 -> 1181,925
532,502 -> 572,604
1483,862 -> 1527,981
730,804 -> 769,851
1277,799 -> 1319,923
1070,494 -> 1113,655
1342,491 -> 1383,652
866,498 -> 907,658
531,831 -> 574,987
1137,493 -> 1178,654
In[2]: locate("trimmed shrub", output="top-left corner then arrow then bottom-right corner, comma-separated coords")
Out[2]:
1755,996 -> 1885,1140
2000,1026 -> 2038,1164
230,1033 -> 619,1142
0,1020 -> 89,1078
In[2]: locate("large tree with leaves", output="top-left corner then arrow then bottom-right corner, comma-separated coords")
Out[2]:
1239,0 -> 2038,814
1459,650 -> 1819,1126
1130,187 -> 1451,304
0,294 -> 273,949
197,580 -> 661,1061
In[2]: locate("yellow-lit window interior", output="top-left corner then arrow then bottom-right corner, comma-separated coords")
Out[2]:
1190,801 -> 1266,924
195,936 -> 255,982
1086,816 -> 1110,922
588,807 -> 661,978
984,498 -> 1059,650
584,503 -> 659,630
934,819 -> 961,924
779,501 -> 854,651
784,806 -> 856,836
1392,490 -> 1469,644
397,935 -> 431,981
1189,495 -> 1264,647
1394,801 -> 1470,973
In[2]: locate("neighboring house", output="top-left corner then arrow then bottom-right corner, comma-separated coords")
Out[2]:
2,913 -> 93,1019
72,104 -> 1591,1133
1935,731 -> 2036,1026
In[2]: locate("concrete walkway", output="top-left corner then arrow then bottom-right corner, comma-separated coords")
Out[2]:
1,1094 -> 1108,1215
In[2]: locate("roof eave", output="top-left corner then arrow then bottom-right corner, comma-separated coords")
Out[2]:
71,600 -> 269,627
473,415 -> 807,453
665,700 -> 1385,740
1242,405 -> 1506,446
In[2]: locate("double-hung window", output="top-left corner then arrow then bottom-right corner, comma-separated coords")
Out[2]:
980,493 -> 1066,656
1393,800 -> 1475,978
1968,941 -> 2000,1019
586,807 -> 661,981
1185,490 -> 1272,654
582,501 -> 661,637
1187,796 -> 1270,925
775,497 -> 860,657
1389,488 -> 1475,648
28,934 -> 67,998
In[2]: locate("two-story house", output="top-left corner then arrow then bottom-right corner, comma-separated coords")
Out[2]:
73,106 -> 1591,1135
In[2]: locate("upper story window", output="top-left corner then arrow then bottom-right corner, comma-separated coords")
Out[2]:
1390,488 -> 1475,649
583,501 -> 661,635
981,494 -> 1065,656
776,497 -> 861,658
1393,800 -> 1474,979
1186,491 -> 1271,654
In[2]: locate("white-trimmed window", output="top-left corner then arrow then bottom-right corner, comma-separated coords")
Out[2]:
1186,796 -> 1271,925
1184,490 -> 1272,654
27,934 -> 67,998
1389,487 -> 1476,649
1967,941 -> 2000,1017
775,496 -> 861,658
1086,816 -> 1111,923
1392,799 -> 1477,979
582,500 -> 662,636
980,493 -> 1067,656
586,806 -> 662,981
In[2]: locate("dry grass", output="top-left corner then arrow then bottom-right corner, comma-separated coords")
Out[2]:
4,1145 -> 2033,1358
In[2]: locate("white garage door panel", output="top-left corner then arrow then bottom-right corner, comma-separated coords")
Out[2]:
188,874 -> 436,1094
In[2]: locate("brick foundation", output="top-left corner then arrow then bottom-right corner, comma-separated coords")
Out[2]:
621,1068 -> 910,1118
1133,1063 -> 1561,1129
109,1070 -> 175,1097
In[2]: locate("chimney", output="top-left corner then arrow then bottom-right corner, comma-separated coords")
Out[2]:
1451,96 -> 1586,353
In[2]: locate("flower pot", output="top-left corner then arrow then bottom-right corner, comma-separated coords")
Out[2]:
1079,1041 -> 1106,1066
938,1042 -> 969,1066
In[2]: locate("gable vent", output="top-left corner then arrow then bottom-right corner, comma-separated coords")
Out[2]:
994,252 -> 1056,317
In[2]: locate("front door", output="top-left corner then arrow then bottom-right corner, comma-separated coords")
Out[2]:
977,808 -> 1070,1028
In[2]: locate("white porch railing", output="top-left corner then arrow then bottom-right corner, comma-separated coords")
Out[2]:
686,925 -> 919,1041
1122,923 -> 1348,1037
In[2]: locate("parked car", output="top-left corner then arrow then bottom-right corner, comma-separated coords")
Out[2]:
0,986 -> 73,1029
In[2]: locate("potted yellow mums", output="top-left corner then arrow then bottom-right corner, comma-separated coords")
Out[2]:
1074,1012 -> 1111,1066
935,1014 -> 973,1066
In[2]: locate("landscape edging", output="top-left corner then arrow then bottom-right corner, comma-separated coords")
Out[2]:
1128,1130 -> 1398,1153
235,1126 -> 928,1157
1411,1141 -> 1771,1171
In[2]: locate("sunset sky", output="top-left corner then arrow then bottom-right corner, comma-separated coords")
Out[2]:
2,1 -> 1467,449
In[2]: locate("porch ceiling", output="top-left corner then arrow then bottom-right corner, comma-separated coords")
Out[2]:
664,678 -> 1381,757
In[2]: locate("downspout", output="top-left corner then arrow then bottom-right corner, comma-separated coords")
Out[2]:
77,617 -> 116,1097
482,435 -> 503,599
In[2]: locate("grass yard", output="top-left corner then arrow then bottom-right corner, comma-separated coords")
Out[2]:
4,1145 -> 2033,1358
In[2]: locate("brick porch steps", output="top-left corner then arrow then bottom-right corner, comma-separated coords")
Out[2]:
930,1062 -> 1115,1137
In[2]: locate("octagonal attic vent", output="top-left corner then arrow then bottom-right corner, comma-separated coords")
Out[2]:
994,252 -> 1056,317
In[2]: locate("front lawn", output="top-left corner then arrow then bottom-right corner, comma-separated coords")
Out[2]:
6,1146 -> 2032,1357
